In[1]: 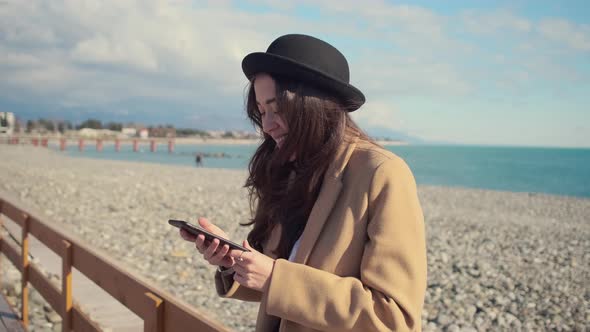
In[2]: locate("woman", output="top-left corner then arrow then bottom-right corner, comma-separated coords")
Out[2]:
180,34 -> 427,331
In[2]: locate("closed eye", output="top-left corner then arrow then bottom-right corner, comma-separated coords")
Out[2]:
256,98 -> 278,117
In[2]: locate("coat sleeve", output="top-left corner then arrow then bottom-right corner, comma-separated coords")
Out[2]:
214,269 -> 262,302
264,158 -> 427,331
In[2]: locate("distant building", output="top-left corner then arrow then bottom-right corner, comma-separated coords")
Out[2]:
121,127 -> 137,137
77,128 -> 123,139
138,128 -> 149,139
0,112 -> 15,135
206,130 -> 225,138
148,127 -> 176,138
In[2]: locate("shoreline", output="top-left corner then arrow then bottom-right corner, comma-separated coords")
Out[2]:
7,143 -> 588,200
174,137 -> 260,145
55,153 -> 590,200
169,138 -> 408,146
2,136 -> 409,146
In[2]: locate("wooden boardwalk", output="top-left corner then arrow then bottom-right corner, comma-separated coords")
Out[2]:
4,218 -> 144,331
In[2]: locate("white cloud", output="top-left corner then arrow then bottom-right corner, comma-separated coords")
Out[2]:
537,19 -> 590,52
71,36 -> 159,71
1,1 -> 267,105
461,9 -> 532,35
3,63 -> 80,94
354,54 -> 472,99
0,48 -> 43,67
0,0 -> 479,107
351,100 -> 399,130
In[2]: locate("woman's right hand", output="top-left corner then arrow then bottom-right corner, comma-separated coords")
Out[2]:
179,217 -> 235,269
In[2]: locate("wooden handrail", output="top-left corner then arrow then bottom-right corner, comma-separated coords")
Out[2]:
0,196 -> 232,332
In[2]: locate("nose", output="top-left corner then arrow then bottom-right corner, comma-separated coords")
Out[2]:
261,112 -> 278,135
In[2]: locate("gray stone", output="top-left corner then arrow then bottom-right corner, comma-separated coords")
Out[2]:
445,324 -> 460,332
6,296 -> 17,306
426,322 -> 438,332
461,327 -> 478,332
31,290 -> 45,306
437,313 -> 452,326
464,305 -> 477,321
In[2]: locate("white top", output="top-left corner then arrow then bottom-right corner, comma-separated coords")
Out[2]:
288,235 -> 302,262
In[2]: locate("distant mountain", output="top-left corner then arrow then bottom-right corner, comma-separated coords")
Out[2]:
364,126 -> 427,144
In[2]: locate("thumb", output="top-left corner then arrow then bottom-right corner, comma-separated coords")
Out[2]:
198,217 -> 217,232
243,239 -> 254,251
198,217 -> 211,228
198,217 -> 228,238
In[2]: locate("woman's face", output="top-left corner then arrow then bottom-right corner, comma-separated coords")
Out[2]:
254,73 -> 289,148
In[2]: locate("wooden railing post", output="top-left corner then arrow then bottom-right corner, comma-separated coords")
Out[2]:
21,214 -> 30,327
144,292 -> 163,332
62,240 -> 73,332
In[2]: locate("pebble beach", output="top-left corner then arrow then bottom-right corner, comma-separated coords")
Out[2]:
0,144 -> 588,331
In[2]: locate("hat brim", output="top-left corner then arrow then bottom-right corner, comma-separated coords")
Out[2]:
242,52 -> 365,111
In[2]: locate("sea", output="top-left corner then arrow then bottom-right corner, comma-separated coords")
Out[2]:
48,142 -> 590,199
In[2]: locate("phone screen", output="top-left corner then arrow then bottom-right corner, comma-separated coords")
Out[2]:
168,219 -> 250,252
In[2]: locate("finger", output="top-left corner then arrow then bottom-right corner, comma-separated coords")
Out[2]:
240,240 -> 255,261
180,229 -> 196,241
220,256 -> 235,267
198,217 -> 227,237
231,263 -> 246,275
233,272 -> 246,285
198,217 -> 218,233
229,249 -> 246,260
195,234 -> 206,253
210,244 -> 230,264
238,248 -> 253,263
204,239 -> 220,260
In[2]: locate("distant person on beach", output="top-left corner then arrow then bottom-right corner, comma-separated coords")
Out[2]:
179,34 -> 426,331
195,153 -> 203,167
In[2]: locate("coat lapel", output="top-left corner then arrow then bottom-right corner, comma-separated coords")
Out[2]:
292,137 -> 358,265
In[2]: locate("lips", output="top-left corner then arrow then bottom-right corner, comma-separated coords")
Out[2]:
274,134 -> 287,147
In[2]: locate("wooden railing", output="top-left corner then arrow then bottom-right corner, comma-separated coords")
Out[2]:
0,196 -> 231,332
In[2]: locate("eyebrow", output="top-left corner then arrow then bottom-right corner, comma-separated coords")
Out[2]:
256,97 -> 276,105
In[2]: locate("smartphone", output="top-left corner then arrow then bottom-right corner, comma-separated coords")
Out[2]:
168,219 -> 250,252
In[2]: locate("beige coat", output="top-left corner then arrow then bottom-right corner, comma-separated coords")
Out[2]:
215,137 -> 427,331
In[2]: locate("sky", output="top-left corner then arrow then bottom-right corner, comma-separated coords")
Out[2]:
0,0 -> 589,147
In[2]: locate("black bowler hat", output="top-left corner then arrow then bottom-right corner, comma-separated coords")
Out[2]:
242,34 -> 366,111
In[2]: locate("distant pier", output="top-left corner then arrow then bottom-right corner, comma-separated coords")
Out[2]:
0,136 -> 177,153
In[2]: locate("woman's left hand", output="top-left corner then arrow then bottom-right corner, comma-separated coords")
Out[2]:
230,240 -> 276,292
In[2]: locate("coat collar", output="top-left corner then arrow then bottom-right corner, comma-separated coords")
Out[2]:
292,136 -> 358,264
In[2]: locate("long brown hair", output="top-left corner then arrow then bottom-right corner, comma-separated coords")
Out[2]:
242,74 -> 371,259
